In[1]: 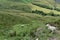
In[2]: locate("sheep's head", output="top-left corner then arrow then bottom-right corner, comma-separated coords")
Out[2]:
46,24 -> 51,27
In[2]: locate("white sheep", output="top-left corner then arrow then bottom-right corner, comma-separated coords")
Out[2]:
46,24 -> 56,33
36,38 -> 38,40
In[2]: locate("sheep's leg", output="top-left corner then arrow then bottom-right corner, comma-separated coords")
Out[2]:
51,30 -> 56,34
53,30 -> 57,34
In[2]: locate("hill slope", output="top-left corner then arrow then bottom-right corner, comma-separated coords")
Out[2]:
32,0 -> 60,12
0,0 -> 60,40
0,0 -> 60,14
0,13 -> 60,40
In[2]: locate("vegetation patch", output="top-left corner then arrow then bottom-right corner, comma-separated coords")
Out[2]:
32,10 -> 60,16
32,3 -> 60,12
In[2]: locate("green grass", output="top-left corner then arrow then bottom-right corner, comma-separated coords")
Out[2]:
0,0 -> 60,15
0,0 -> 32,13
0,13 -> 60,40
32,0 -> 60,15
32,0 -> 60,8
0,0 -> 60,40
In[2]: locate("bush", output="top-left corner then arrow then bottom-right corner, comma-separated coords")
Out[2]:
54,8 -> 60,11
48,12 -> 55,16
32,10 -> 47,16
32,3 -> 60,12
32,10 -> 60,16
48,12 -> 60,16
32,3 -> 52,10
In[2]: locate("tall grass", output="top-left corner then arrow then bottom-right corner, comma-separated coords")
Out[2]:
0,13 -> 60,40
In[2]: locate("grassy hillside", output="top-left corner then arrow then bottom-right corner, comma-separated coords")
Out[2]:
7,0 -> 32,3
0,0 -> 60,40
32,0 -> 60,8
31,4 -> 60,16
0,0 -> 60,15
0,0 -> 32,13
0,13 -> 60,40
32,0 -> 60,14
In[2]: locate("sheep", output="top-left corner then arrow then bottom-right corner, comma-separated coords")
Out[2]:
36,38 -> 38,40
46,23 -> 57,33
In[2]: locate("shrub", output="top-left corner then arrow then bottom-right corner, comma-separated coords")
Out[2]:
32,3 -> 60,12
48,12 -> 55,16
32,3 -> 52,10
48,12 -> 60,16
32,10 -> 60,16
32,10 -> 47,16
